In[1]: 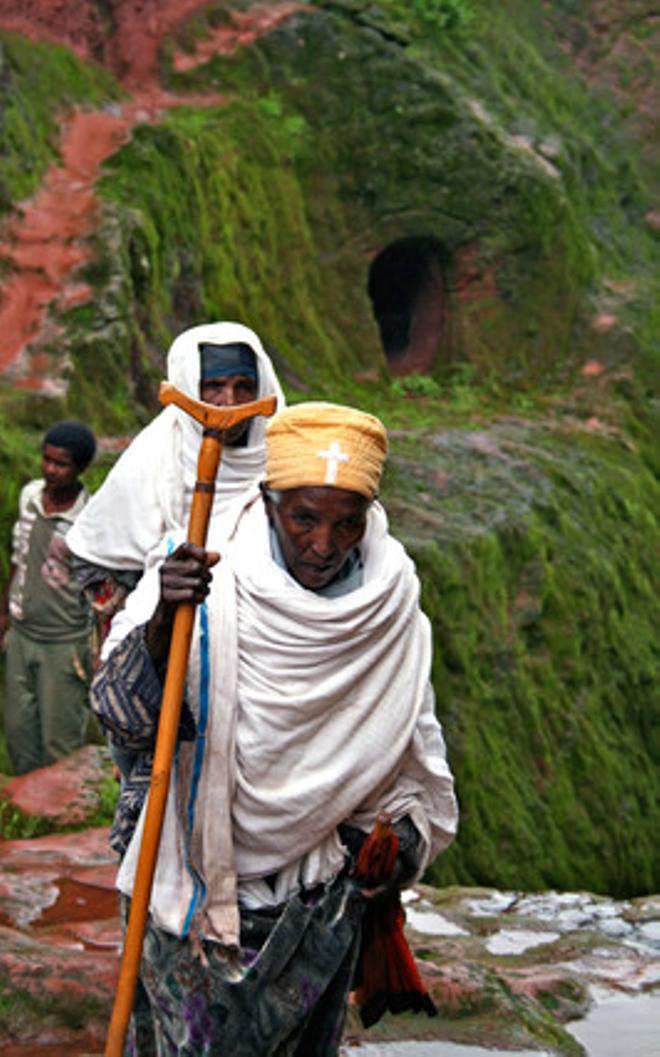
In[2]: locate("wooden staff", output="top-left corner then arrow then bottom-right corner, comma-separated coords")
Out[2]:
104,382 -> 277,1057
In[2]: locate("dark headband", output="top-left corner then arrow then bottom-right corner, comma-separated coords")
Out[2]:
199,342 -> 258,382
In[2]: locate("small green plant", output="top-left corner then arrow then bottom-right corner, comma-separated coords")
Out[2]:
258,92 -> 284,119
512,391 -> 537,413
86,772 -> 120,827
448,362 -> 477,387
390,374 -> 442,398
0,796 -> 54,840
411,0 -> 474,31
447,387 -> 480,412
446,362 -> 481,411
257,92 -> 307,145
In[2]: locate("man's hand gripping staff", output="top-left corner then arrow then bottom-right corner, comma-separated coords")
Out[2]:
104,382 -> 277,1057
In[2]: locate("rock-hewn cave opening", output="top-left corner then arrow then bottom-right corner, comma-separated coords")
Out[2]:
367,236 -> 452,375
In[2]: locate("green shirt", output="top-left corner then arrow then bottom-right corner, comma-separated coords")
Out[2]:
9,479 -> 91,642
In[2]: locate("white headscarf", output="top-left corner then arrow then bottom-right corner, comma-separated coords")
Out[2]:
66,322 -> 285,571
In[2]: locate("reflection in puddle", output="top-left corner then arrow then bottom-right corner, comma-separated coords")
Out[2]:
33,877 -> 119,928
566,991 -> 660,1057
405,905 -> 469,937
464,889 -> 660,957
485,927 -> 560,955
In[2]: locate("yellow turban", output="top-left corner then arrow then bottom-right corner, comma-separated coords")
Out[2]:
265,402 -> 388,500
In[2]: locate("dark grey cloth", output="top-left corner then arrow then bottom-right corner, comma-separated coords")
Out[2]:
122,874 -> 365,1057
70,554 -> 140,594
199,341 -> 257,382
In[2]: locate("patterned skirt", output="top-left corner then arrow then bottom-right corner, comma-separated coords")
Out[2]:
123,875 -> 364,1057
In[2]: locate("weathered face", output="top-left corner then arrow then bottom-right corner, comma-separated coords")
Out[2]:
264,486 -> 369,590
41,443 -> 79,494
199,373 -> 257,445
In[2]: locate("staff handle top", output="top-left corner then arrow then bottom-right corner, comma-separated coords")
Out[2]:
159,381 -> 277,431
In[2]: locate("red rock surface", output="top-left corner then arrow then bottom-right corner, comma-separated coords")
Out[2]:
2,744 -> 113,823
0,825 -> 120,1052
172,2 -> 308,72
0,0 -> 306,386
0,1 -> 303,85
0,752 -> 120,938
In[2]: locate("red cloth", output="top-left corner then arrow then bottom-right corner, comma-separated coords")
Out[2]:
352,817 -> 437,1028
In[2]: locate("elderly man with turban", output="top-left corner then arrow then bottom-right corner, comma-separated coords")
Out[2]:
1,419 -> 97,774
91,402 -> 458,1057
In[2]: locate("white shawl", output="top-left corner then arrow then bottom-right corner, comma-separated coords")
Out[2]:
66,322 -> 285,571
114,490 -> 458,945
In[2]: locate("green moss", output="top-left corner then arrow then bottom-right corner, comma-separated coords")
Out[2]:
155,0 -> 653,393
92,98 -> 376,386
0,31 -> 122,211
0,33 -> 133,430
387,422 -> 659,896
0,975 -> 109,1035
0,795 -> 55,840
0,401 -> 42,585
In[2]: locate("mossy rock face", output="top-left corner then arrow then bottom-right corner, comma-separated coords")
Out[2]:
0,30 -> 122,211
380,419 -> 658,895
159,0 -> 653,382
159,2 -> 592,384
8,1 -> 653,410
41,0 -> 650,407
88,102 -> 382,394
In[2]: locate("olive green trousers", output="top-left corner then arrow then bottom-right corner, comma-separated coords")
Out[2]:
4,625 -> 91,775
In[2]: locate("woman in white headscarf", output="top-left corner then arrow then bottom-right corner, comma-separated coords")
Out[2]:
67,320 -> 286,819
67,321 -> 285,587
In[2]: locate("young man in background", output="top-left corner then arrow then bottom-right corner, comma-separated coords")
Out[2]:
1,419 -> 96,774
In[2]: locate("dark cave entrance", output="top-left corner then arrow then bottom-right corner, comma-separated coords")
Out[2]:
367,236 -> 451,375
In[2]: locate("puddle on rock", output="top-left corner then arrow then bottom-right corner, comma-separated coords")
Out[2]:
566,990 -> 660,1057
33,876 -> 119,928
486,926 -> 561,955
405,904 -> 469,937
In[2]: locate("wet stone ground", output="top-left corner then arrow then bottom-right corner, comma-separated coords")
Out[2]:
341,886 -> 660,1057
0,757 -> 658,1055
0,821 -> 659,1056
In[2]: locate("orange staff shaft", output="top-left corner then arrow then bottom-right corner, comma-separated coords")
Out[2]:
104,383 -> 276,1057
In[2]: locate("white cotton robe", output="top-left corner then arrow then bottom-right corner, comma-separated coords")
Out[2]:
111,489 -> 458,946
